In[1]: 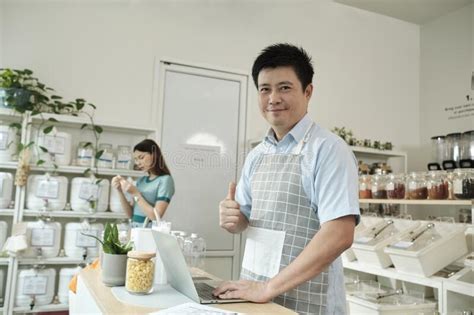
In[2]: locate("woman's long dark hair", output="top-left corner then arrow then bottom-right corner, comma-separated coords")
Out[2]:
133,139 -> 171,176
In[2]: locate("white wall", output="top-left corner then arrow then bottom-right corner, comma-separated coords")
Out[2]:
2,0 -> 420,167
419,3 -> 473,169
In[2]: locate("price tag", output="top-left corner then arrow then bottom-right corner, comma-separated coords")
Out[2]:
35,180 -> 59,199
386,183 -> 394,191
359,183 -> 366,190
31,228 -> 55,247
76,230 -> 99,248
355,236 -> 374,244
0,131 -> 7,150
391,241 -> 414,249
0,178 -> 3,195
371,186 -> 377,193
453,179 -> 462,194
408,182 -> 417,190
23,275 -> 48,295
42,135 -> 66,154
79,182 -> 99,201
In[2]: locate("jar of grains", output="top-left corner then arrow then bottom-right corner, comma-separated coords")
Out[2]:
386,173 -> 406,199
407,172 -> 428,199
125,251 -> 156,295
427,171 -> 449,200
359,175 -> 372,199
371,174 -> 387,199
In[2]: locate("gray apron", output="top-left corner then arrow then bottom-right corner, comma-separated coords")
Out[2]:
240,123 -> 329,315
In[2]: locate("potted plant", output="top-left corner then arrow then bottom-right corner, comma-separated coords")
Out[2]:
83,222 -> 133,286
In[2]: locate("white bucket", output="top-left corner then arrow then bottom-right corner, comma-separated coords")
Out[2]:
70,177 -> 110,212
0,172 -> 13,208
26,174 -> 68,211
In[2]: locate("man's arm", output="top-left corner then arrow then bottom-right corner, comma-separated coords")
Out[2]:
219,182 -> 249,234
213,215 -> 355,302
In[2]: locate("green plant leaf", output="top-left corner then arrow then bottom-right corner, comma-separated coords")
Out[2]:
94,125 -> 103,134
9,122 -> 22,130
80,123 -> 88,130
88,103 -> 97,109
43,125 -> 54,134
50,95 -> 62,100
48,117 -> 58,122
95,150 -> 104,159
76,103 -> 84,110
39,146 -> 48,153
37,159 -> 45,166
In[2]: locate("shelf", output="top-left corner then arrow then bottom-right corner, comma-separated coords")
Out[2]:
0,107 -> 21,120
13,303 -> 68,313
28,164 -> 145,177
343,260 -> 444,289
444,268 -> 474,297
0,258 -> 10,265
22,210 -> 128,219
18,257 -> 89,265
0,209 -> 14,216
359,199 -> 472,206
31,112 -> 155,135
0,161 -> 17,170
351,146 -> 407,158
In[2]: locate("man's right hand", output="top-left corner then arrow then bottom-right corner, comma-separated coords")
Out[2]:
219,182 -> 244,233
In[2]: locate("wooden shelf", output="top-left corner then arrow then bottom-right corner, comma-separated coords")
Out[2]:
359,199 -> 472,206
22,210 -> 128,219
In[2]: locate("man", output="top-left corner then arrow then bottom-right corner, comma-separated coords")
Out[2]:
214,43 -> 360,315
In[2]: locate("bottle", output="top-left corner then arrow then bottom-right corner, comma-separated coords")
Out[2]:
76,142 -> 94,167
427,171 -> 449,200
97,143 -> 113,169
452,168 -> 474,200
386,174 -> 406,199
407,172 -> 428,199
125,251 -> 155,295
116,145 -> 132,169
183,233 -> 206,269
371,174 -> 387,199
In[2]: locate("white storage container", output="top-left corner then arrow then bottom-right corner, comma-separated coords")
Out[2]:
0,172 -> 13,208
15,268 -> 56,307
64,221 -> 104,259
58,266 -> 82,304
70,177 -> 110,212
34,127 -> 72,166
384,222 -> 468,277
351,219 -> 420,268
22,220 -> 61,258
109,178 -> 134,213
26,174 -> 68,211
0,221 -> 7,251
343,216 -> 384,263
347,293 -> 437,315
0,123 -> 18,162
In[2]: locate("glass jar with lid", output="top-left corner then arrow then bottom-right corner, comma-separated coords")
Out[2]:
125,251 -> 156,295
97,143 -> 113,169
452,168 -> 474,200
76,142 -> 94,167
445,133 -> 462,163
359,175 -> 372,199
460,130 -> 474,161
386,173 -> 406,199
116,145 -> 132,169
371,174 -> 387,199
430,135 -> 445,165
427,171 -> 449,200
407,172 -> 428,199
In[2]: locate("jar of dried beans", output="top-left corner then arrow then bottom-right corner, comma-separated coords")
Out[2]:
407,172 -> 428,199
125,251 -> 155,295
452,168 -> 474,200
427,171 -> 449,200
386,174 -> 406,199
371,174 -> 387,199
359,175 -> 372,199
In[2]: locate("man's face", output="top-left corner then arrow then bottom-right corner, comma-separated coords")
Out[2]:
257,66 -> 312,133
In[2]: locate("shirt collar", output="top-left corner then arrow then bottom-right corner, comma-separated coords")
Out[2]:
264,114 -> 312,145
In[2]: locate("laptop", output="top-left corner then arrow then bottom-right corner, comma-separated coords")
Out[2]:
151,230 -> 248,304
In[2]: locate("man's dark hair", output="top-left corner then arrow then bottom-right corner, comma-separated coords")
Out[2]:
252,43 -> 314,90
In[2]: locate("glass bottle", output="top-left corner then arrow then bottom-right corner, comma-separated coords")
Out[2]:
430,135 -> 445,165
427,171 -> 449,200
359,175 -> 372,199
386,173 -> 406,199
371,174 -> 387,199
76,142 -> 93,167
97,143 -> 113,169
452,168 -> 474,200
125,251 -> 155,295
445,133 -> 462,163
116,145 -> 132,169
407,172 -> 428,199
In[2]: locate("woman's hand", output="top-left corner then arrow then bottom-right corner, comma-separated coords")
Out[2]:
111,175 -> 123,192
119,179 -> 139,196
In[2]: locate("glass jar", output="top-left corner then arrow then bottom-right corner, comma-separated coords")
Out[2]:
371,174 -> 387,199
407,172 -> 428,199
359,175 -> 372,199
125,251 -> 155,295
452,168 -> 474,200
460,130 -> 474,160
445,133 -> 462,163
76,142 -> 93,167
116,145 -> 132,169
386,174 -> 406,199
427,171 -> 449,200
97,143 -> 113,169
430,135 -> 445,165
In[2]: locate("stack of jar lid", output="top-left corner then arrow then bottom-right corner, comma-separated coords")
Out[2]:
359,168 -> 473,200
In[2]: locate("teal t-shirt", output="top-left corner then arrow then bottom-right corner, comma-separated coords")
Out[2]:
132,174 -> 175,223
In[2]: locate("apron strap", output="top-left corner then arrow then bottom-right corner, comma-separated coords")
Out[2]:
291,122 -> 314,155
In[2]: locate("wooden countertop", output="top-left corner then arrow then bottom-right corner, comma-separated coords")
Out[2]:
79,268 -> 297,314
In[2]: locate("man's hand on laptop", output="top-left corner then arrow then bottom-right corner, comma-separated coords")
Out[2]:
212,280 -> 272,303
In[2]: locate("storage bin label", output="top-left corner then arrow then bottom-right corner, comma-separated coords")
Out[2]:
386,183 -> 394,191
42,135 -> 66,154
0,131 -> 7,150
79,183 -> 99,201
23,275 -> 48,295
31,228 -> 55,247
35,180 -> 59,199
453,179 -> 462,194
76,230 -> 98,247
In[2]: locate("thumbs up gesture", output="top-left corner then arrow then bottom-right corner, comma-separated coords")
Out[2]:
219,182 -> 242,233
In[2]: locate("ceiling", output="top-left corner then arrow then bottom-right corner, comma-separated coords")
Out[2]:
333,0 -> 473,25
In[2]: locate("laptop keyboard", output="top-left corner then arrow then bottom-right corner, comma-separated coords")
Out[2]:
195,282 -> 221,301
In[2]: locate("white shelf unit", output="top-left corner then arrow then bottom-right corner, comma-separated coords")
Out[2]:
2,111 -> 158,315
352,146 -> 408,173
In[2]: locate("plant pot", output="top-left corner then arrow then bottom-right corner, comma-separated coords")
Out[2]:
101,252 -> 127,286
0,88 -> 31,110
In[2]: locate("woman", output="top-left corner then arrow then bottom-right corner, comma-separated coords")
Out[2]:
112,139 -> 175,227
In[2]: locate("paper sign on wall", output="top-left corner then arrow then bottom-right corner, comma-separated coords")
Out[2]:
31,228 -> 55,247
0,131 -> 8,150
76,230 -> 98,248
35,180 -> 59,199
23,275 -> 48,295
42,135 -> 66,154
79,183 -> 99,201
